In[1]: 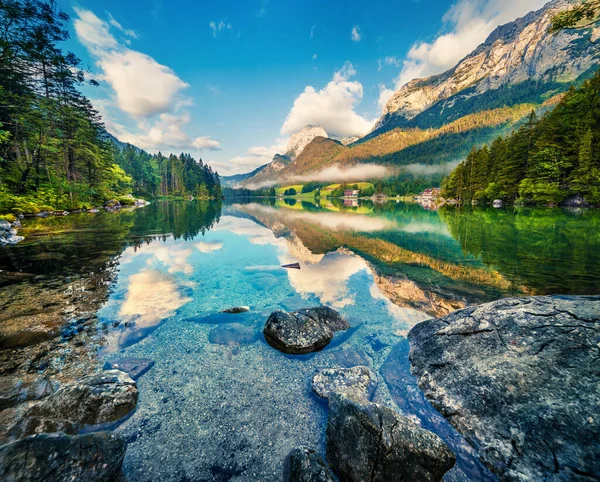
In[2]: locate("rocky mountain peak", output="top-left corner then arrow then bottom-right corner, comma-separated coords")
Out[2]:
374,0 -> 595,134
285,125 -> 328,159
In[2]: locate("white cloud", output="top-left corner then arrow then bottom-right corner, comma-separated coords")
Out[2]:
351,26 -> 361,42
213,141 -> 287,176
74,8 -> 219,155
196,241 -> 223,252
192,136 -> 222,151
210,20 -> 232,37
381,0 -> 548,106
281,62 -> 375,138
107,14 -> 138,39
96,49 -> 189,118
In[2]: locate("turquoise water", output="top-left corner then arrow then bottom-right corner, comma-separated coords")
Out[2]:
94,205 -> 490,480
5,200 -> 600,480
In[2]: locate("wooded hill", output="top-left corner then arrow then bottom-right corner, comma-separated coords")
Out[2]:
0,1 -> 220,215
442,71 -> 600,206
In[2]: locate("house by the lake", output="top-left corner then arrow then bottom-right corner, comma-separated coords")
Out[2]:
344,190 -> 359,198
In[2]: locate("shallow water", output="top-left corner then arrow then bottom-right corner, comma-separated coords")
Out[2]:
3,199 -> 600,481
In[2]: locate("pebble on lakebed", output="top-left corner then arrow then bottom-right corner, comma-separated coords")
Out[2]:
263,306 -> 350,355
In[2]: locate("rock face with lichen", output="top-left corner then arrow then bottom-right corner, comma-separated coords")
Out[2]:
326,393 -> 456,482
264,307 -> 350,355
408,295 -> 600,481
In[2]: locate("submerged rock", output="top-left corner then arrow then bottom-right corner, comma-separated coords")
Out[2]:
326,393 -> 456,482
330,347 -> 373,368
208,323 -> 257,346
408,295 -> 600,481
311,366 -> 376,401
284,446 -> 336,482
0,432 -> 125,481
28,369 -> 138,427
263,307 -> 350,355
103,358 -> 155,380
221,306 -> 250,314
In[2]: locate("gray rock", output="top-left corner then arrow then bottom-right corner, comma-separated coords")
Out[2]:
408,295 -> 600,481
0,221 -> 10,232
0,377 -> 58,411
0,432 -> 125,481
284,446 -> 336,482
103,358 -> 155,380
264,307 -> 350,355
221,306 -> 250,314
28,369 -> 138,427
312,366 -> 376,401
326,393 -> 455,482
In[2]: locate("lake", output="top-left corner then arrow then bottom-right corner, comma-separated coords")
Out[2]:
2,199 -> 600,481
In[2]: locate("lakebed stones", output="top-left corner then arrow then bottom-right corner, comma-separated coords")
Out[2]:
209,323 -> 257,346
0,431 -> 125,481
408,295 -> 600,481
27,369 -> 138,427
263,307 -> 350,355
284,446 -> 336,482
326,393 -> 456,482
103,357 -> 155,380
312,366 -> 376,401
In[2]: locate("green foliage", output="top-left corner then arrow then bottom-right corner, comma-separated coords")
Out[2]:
443,72 -> 600,206
550,0 -> 600,34
0,1 -> 222,214
283,187 -> 297,196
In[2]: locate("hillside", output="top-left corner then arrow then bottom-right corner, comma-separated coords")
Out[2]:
372,0 -> 598,136
238,0 -> 597,189
242,97 -> 562,187
442,71 -> 600,206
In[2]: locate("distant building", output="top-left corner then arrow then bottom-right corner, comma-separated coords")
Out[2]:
344,190 -> 359,198
418,188 -> 442,200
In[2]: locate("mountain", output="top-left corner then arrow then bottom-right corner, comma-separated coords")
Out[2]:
241,125 -> 329,187
286,125 -> 328,159
221,164 -> 269,187
371,0 -> 597,136
239,0 -> 598,189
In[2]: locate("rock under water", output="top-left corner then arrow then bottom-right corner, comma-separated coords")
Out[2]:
264,307 -> 350,355
408,295 -> 600,481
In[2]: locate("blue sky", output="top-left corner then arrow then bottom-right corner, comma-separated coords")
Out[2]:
63,0 -> 548,175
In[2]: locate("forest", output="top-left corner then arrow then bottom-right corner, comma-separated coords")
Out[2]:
442,71 -> 600,206
0,0 -> 220,215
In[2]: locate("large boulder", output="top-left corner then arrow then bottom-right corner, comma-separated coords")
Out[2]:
0,377 -> 58,411
28,370 -> 138,427
283,447 -> 336,482
408,295 -> 600,481
263,307 -> 350,354
326,393 -> 455,482
0,432 -> 125,481
312,366 -> 376,401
